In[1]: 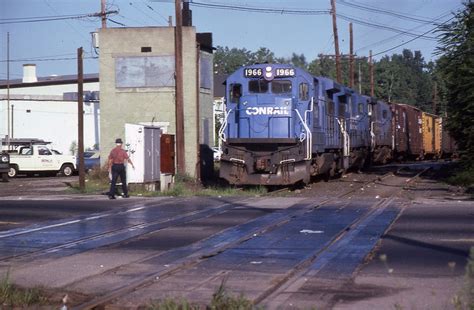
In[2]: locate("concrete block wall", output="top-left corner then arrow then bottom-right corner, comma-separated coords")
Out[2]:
99,26 -> 213,178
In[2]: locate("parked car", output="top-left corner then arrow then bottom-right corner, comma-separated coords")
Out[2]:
77,151 -> 100,172
8,144 -> 76,177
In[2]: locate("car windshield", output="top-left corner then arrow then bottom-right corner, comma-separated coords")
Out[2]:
84,152 -> 95,158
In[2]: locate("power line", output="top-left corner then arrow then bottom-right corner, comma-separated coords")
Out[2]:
337,0 -> 435,24
0,11 -> 118,25
189,1 -> 437,40
141,0 -> 170,24
356,12 -> 453,53
129,1 -> 166,25
336,13 -> 437,40
372,15 -> 457,57
0,56 -> 98,63
190,1 -> 330,15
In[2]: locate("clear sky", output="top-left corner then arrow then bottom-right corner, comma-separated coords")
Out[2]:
0,0 -> 463,80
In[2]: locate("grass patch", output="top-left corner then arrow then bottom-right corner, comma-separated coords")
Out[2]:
0,272 -> 49,307
446,166 -> 474,187
146,278 -> 257,310
451,246 -> 474,309
68,169 -> 268,198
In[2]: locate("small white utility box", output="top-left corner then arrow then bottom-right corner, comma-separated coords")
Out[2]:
125,124 -> 161,184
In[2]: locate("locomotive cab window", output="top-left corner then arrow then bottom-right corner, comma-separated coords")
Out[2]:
230,84 -> 242,103
338,95 -> 347,117
272,80 -> 292,94
299,83 -> 309,101
327,99 -> 335,116
249,80 -> 269,93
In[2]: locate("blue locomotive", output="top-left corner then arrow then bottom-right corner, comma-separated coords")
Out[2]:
218,63 -> 392,185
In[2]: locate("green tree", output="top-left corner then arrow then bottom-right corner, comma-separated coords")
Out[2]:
213,46 -> 254,74
436,2 -> 474,160
251,47 -> 276,64
373,49 -> 433,110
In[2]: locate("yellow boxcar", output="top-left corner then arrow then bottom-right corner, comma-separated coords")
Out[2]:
422,112 -> 436,158
434,117 -> 442,157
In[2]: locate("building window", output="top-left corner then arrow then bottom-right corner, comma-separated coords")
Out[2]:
115,56 -> 175,88
200,52 -> 212,89
141,47 -> 152,53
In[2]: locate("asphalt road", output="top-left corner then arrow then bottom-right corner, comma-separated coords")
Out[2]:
0,166 -> 472,309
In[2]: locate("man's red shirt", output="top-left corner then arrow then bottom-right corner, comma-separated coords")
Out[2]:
108,146 -> 129,164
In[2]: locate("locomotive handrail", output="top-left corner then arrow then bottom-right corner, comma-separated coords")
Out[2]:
370,121 -> 376,151
218,108 -> 232,143
294,97 -> 313,160
230,158 -> 245,164
336,117 -> 350,158
280,158 -> 296,164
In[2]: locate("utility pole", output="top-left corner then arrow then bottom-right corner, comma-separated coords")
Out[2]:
349,23 -> 354,88
330,0 -> 341,83
101,0 -> 107,28
7,32 -> 10,142
77,47 -> 85,191
369,50 -> 374,97
175,0 -> 186,175
358,62 -> 362,93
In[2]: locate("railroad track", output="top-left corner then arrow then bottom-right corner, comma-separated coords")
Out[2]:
68,170 -> 407,309
0,197 -> 252,262
0,166 -> 430,309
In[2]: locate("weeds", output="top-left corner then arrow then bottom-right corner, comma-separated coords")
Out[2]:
146,278 -> 256,310
451,246 -> 474,309
69,169 -> 268,198
147,297 -> 201,310
0,271 -> 48,307
209,278 -> 254,310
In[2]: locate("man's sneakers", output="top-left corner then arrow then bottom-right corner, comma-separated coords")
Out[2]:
108,195 -> 116,200
123,194 -> 130,198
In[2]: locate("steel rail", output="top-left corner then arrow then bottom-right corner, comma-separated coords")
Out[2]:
72,171 -> 397,309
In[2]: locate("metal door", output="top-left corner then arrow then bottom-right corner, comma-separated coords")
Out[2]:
160,134 -> 175,174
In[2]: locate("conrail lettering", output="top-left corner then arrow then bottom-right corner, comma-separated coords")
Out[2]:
245,107 -> 290,115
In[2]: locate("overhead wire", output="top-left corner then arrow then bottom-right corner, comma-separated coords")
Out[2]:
0,12 -> 106,25
372,14 -> 458,57
141,0 -> 170,25
337,0 -> 436,24
356,11 -> 454,53
129,1 -> 166,25
336,13 -> 437,40
190,1 -> 329,15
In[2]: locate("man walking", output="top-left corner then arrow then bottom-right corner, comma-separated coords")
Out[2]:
108,138 -> 134,199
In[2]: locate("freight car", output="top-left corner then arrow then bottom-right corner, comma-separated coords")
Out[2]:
422,112 -> 438,159
218,64 -> 453,186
